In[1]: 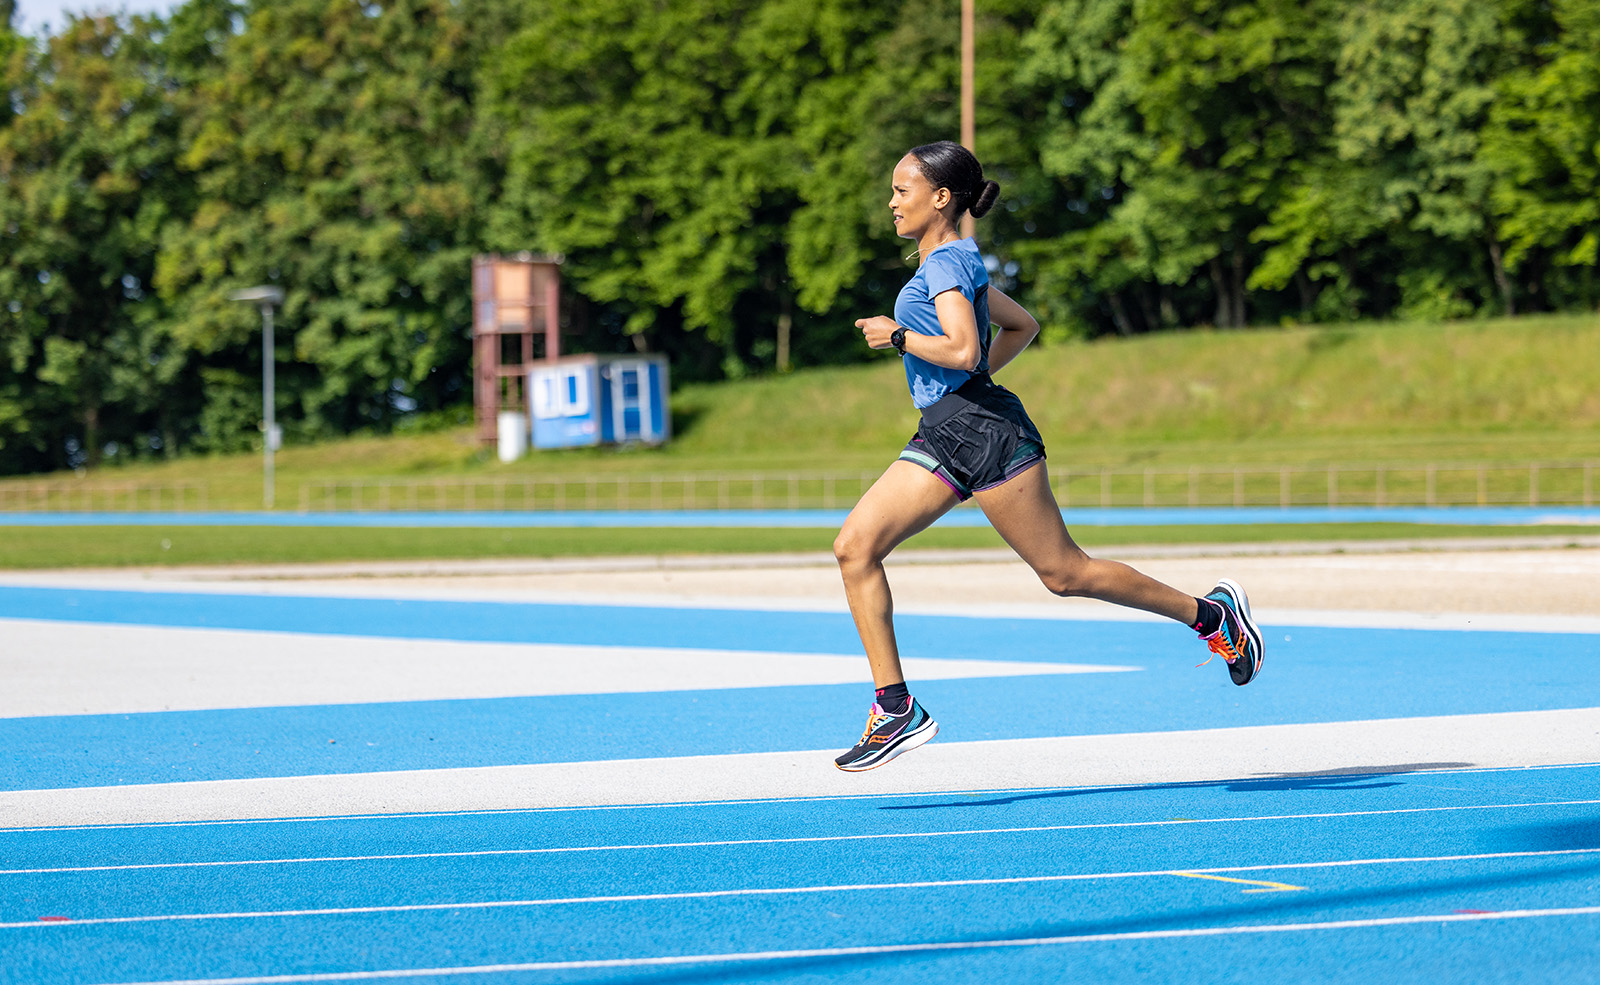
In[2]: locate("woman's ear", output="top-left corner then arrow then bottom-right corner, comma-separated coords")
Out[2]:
931,187 -> 953,212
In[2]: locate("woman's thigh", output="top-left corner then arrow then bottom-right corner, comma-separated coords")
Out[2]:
836,460 -> 961,563
971,461 -> 1086,573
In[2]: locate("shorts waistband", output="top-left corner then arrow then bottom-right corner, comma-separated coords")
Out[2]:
919,372 -> 997,428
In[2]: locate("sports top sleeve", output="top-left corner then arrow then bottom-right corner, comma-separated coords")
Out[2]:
921,250 -> 974,304
892,239 -> 991,410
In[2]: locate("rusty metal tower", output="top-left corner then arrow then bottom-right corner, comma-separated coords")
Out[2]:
471,253 -> 563,446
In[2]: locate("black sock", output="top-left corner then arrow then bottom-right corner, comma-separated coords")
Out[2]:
875,681 -> 910,714
1192,598 -> 1224,636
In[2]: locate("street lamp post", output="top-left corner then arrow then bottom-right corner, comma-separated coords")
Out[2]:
960,0 -> 976,240
229,286 -> 285,509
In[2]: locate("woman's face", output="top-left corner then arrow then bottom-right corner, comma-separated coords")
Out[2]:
889,154 -> 953,241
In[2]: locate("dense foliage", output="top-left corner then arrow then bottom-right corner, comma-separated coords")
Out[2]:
1,0 -> 1597,473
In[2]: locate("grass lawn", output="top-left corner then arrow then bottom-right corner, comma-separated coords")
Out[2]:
1,314 -> 1598,514
1,522 -> 1594,570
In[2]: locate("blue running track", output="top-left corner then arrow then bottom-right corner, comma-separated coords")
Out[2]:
2,580 -> 1597,984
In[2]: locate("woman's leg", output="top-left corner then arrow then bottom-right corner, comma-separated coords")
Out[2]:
834,460 -> 962,687
973,462 -> 1200,624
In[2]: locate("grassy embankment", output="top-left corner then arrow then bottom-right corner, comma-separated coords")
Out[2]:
2,314 -> 1597,567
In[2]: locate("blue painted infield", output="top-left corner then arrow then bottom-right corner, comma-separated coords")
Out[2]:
5,583 -> 1600,983
3,585 -> 1598,790
3,766 -> 1599,984
6,617 -> 1597,790
2,505 -> 1597,527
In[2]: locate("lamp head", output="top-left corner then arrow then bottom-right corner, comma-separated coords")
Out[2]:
229,286 -> 284,305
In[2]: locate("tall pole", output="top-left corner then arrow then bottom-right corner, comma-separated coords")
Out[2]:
261,302 -> 275,510
960,0 -> 976,240
231,286 -> 284,511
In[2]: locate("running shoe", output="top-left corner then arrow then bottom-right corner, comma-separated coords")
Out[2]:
834,697 -> 939,771
1200,578 -> 1264,685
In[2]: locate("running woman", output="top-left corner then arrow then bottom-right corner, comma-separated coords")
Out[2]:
832,141 -> 1264,772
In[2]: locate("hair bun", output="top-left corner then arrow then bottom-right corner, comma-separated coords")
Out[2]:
969,180 -> 1000,219
907,141 -> 999,221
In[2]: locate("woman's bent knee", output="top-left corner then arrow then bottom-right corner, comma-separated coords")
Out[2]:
832,531 -> 854,565
834,528 -> 881,570
1040,571 -> 1086,598
1038,556 -> 1095,597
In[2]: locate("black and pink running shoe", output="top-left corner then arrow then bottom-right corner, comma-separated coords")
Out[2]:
1199,578 -> 1264,686
834,697 -> 939,771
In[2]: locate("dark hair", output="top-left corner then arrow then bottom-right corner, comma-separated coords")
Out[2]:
908,140 -> 1000,219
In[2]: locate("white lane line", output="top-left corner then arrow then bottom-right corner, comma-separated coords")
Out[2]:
7,760 -> 1599,836
71,906 -> 1600,984
6,847 -> 1599,931
7,798 -> 1599,876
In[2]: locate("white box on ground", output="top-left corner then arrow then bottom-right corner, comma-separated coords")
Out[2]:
496,411 -> 528,462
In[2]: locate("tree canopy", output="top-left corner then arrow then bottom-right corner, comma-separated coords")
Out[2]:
1,0 -> 1597,474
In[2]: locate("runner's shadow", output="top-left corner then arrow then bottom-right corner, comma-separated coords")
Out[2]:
1493,816 -> 1600,852
878,763 -> 1475,810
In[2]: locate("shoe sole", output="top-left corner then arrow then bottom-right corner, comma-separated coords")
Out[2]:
1215,577 -> 1265,684
835,718 -> 939,772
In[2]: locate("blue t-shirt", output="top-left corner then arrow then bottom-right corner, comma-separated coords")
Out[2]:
892,238 -> 990,409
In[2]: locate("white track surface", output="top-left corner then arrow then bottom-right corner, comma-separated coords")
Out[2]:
0,619 -> 1133,719
5,709 -> 1597,828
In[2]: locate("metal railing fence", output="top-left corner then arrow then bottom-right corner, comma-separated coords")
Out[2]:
294,460 -> 1599,513
0,462 -> 1592,514
296,472 -> 886,513
1051,461 -> 1598,510
0,481 -> 209,513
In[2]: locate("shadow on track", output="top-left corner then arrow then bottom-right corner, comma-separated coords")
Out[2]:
876,762 -> 1477,811
596,854 -> 1600,985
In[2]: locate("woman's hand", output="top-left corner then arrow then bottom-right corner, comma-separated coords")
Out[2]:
857,289 -> 981,369
856,315 -> 900,350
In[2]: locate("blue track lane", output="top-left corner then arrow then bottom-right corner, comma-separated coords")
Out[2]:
3,766 -> 1599,984
4,583 -> 1598,984
2,585 -> 1598,790
5,621 -> 1600,790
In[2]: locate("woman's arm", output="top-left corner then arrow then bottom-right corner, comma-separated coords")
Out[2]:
855,287 -> 982,370
985,287 -> 1039,373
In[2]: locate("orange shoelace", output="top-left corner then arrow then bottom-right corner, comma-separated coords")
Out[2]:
1196,630 -> 1241,669
855,706 -> 893,745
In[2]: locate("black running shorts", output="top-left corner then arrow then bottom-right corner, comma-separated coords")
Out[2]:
898,374 -> 1046,501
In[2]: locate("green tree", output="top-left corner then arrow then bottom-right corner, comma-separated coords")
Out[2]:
156,0 -> 501,445
1482,0 -> 1600,311
1014,0 -> 1336,335
1252,0 -> 1534,322
0,11 -> 210,473
483,0 -> 947,380
0,1 -> 20,131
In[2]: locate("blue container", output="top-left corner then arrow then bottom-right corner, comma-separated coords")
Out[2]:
529,355 -> 670,450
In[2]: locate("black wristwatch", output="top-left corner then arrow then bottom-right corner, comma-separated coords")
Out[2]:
890,326 -> 907,355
